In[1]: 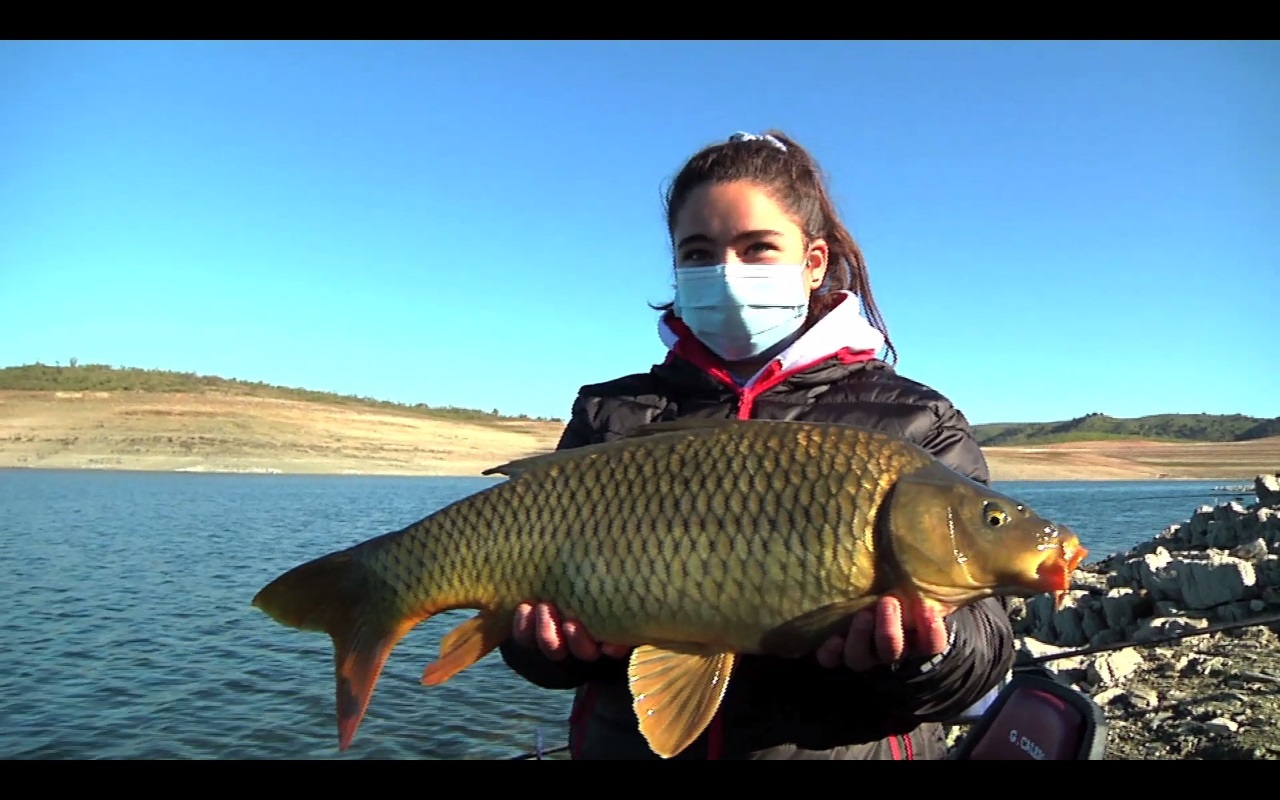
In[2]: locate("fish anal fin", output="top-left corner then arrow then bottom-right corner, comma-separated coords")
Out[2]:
759,596 -> 882,658
422,610 -> 513,686
627,643 -> 737,759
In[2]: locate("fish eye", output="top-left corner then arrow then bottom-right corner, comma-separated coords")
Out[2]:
982,501 -> 1009,527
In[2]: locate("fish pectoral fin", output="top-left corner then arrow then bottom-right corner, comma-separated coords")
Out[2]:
758,596 -> 882,658
628,643 -> 737,759
422,610 -> 513,686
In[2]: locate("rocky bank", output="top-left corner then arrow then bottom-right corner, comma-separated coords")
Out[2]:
952,473 -> 1280,759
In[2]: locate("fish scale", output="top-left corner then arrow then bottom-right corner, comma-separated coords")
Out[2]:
376,421 -> 911,646
253,417 -> 1088,759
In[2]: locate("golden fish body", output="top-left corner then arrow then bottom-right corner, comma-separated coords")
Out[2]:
252,418 -> 1086,759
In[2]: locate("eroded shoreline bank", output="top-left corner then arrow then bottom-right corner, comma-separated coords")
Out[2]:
3,390 -> 1276,481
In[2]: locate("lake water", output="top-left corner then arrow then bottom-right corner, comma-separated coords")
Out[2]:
0,468 -> 1256,760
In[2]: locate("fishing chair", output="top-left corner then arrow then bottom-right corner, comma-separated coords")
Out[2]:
950,664 -> 1110,760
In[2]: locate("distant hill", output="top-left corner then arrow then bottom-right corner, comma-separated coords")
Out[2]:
0,362 -> 564,426
7,364 -> 1274,447
972,412 -> 1280,446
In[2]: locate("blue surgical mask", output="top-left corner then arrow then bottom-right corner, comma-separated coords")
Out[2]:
673,263 -> 810,362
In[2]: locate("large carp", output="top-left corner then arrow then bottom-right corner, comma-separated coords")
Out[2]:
252,418 -> 1087,759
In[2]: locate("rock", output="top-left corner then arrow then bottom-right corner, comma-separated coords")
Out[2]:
1071,570 -> 1109,593
1258,508 -> 1280,542
1134,615 -> 1210,642
1125,686 -> 1160,710
1015,636 -> 1088,673
1101,587 -> 1150,630
1094,687 -> 1126,705
1257,473 -> 1280,508
1088,648 -> 1144,685
995,479 -> 1280,759
1233,538 -> 1269,560
1179,654 -> 1230,677
1016,636 -> 1071,661
1017,476 -> 1280,651
1237,669 -> 1280,685
1216,600 -> 1261,622
1089,628 -> 1123,647
1051,590 -> 1093,646
1147,551 -> 1257,610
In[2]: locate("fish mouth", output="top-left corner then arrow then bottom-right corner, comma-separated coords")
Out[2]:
1034,535 -> 1089,610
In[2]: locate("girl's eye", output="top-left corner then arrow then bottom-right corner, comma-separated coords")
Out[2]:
679,241 -> 778,264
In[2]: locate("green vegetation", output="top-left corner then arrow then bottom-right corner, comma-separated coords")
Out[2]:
0,362 -> 565,426
972,412 -> 1280,446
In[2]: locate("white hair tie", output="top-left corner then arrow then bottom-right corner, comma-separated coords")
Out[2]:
727,131 -> 787,152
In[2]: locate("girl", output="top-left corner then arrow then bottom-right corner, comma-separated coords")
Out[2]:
499,130 -> 1014,760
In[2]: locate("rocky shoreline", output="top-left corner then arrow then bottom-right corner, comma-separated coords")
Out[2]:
948,473 -> 1280,759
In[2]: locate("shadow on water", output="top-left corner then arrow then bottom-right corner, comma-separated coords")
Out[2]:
0,469 -> 1254,758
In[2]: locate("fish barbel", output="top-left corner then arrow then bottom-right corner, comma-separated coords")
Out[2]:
252,417 -> 1087,758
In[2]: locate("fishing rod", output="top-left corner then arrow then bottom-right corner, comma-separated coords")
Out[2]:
510,728 -> 569,760
1024,610 -> 1280,665
507,612 -> 1280,760
511,744 -> 569,760
1089,492 -> 1256,503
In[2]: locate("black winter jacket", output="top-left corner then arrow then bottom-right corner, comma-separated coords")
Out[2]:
499,304 -> 1015,760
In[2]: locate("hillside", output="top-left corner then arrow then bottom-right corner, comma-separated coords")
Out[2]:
1,364 -> 1277,480
0,363 -> 562,426
0,363 -> 566,476
971,412 -> 1280,446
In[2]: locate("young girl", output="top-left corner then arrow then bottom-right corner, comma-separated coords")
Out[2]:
499,130 -> 1014,760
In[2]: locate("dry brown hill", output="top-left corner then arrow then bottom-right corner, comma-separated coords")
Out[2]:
3,388 -> 1276,481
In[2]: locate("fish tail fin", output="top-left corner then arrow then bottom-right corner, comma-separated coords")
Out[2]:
252,548 -> 419,751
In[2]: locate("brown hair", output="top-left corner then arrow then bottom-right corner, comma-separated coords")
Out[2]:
655,129 -> 896,364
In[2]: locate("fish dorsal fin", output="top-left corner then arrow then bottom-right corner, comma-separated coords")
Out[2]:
620,417 -> 744,439
628,643 -> 737,759
482,418 -> 746,479
481,445 -> 607,479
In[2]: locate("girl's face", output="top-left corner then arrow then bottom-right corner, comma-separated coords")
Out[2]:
671,179 -> 827,294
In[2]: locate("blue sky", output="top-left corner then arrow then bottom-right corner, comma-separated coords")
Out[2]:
1,40 -> 1276,425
